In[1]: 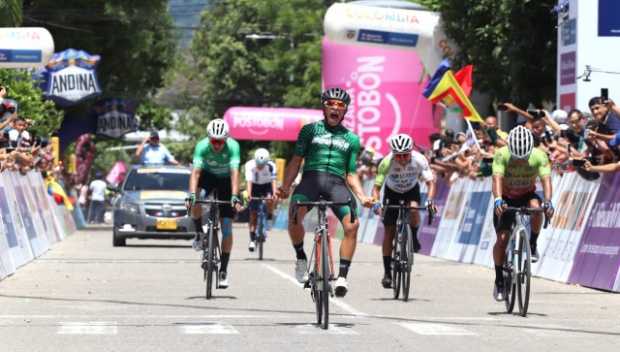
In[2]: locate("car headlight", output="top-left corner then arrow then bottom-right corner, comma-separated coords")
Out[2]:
120,202 -> 140,214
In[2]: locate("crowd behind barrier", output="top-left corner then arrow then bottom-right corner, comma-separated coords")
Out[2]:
0,171 -> 76,281
273,171 -> 619,292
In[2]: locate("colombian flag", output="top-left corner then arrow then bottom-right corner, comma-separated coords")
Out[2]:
423,61 -> 482,123
45,177 -> 74,210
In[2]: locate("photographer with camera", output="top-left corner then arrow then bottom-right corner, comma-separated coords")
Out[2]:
135,131 -> 179,165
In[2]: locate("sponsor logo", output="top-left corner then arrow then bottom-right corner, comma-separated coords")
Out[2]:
311,135 -> 351,151
232,113 -> 285,136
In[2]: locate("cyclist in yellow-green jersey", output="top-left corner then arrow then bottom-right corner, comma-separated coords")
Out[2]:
491,126 -> 554,302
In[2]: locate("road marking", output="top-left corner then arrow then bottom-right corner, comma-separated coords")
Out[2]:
398,322 -> 477,336
262,264 -> 368,317
296,324 -> 359,335
57,322 -> 118,335
179,323 -> 239,335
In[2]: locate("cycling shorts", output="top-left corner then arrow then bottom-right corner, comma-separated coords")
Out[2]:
249,183 -> 272,211
291,171 -> 357,221
493,192 -> 541,233
198,170 -> 234,219
382,184 -> 421,226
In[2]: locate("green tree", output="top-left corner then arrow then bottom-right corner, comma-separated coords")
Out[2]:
415,0 -> 557,107
187,0 -> 331,159
0,0 -> 22,26
0,69 -> 63,136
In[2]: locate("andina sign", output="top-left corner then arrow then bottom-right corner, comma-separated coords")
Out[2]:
42,48 -> 101,106
94,98 -> 138,139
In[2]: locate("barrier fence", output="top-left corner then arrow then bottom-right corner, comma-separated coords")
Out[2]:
0,171 -> 76,280
274,172 -> 619,292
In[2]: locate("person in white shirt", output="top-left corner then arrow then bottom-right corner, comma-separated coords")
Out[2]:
88,172 -> 108,224
244,148 -> 277,252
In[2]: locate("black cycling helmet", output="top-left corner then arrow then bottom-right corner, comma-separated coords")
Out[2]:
321,87 -> 351,106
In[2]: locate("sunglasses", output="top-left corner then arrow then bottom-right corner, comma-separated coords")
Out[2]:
210,138 -> 225,146
324,100 -> 347,109
394,153 -> 411,160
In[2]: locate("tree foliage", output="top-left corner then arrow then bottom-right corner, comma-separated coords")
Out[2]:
0,69 -> 63,136
187,0 -> 332,159
0,0 -> 22,26
415,0 -> 557,107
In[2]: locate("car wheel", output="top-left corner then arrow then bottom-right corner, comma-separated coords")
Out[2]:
113,228 -> 126,247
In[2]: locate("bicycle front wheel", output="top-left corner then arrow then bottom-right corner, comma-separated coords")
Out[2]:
392,236 -> 401,300
517,232 -> 531,316
320,234 -> 330,330
402,225 -> 413,302
205,227 -> 216,299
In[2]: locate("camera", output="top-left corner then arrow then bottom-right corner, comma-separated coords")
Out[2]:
527,109 -> 545,119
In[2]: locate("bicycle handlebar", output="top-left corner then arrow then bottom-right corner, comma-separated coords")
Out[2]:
504,206 -> 550,229
380,201 -> 435,226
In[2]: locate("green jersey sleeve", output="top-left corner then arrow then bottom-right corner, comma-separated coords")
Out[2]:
294,123 -> 313,156
192,138 -> 210,170
346,135 -> 361,175
374,155 -> 392,187
227,138 -> 241,169
534,148 -> 551,177
492,147 -> 509,176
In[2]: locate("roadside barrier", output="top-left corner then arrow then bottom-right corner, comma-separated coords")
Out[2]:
0,171 -> 76,280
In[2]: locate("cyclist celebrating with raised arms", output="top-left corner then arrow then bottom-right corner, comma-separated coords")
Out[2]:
188,118 -> 242,289
277,87 -> 374,297
245,148 -> 277,252
372,134 -> 437,289
492,126 -> 554,301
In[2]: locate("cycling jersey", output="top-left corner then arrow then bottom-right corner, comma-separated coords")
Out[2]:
244,159 -> 276,185
492,146 -> 551,199
374,151 -> 434,193
294,120 -> 361,178
192,137 -> 240,177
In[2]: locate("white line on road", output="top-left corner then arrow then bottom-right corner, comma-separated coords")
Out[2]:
262,264 -> 368,317
57,321 -> 118,335
296,323 -> 360,335
179,323 -> 239,335
397,322 -> 477,336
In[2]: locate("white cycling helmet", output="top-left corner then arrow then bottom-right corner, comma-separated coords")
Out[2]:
254,148 -> 270,165
207,118 -> 229,139
507,125 -> 534,159
389,133 -> 414,154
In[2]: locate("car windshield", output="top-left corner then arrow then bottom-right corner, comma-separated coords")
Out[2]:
123,169 -> 190,191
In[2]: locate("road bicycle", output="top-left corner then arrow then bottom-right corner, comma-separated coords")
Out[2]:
188,197 -> 231,299
292,197 -> 353,330
249,197 -> 272,260
501,206 -> 548,317
382,200 -> 433,302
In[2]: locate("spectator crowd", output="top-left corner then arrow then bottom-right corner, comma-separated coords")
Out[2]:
0,85 -> 58,177
357,93 -> 620,183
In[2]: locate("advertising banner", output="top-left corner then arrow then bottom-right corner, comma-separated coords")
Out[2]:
568,172 -> 620,291
430,177 -> 468,257
322,38 -> 437,156
41,49 -> 101,106
534,173 -> 600,282
0,27 -> 54,69
224,107 -> 323,141
418,178 -> 449,256
94,99 -> 139,139
0,173 -> 34,268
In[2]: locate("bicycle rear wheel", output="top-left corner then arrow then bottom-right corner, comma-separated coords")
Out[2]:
205,227 -> 216,300
320,234 -> 330,330
517,232 -> 531,316
402,225 -> 413,302
503,241 -> 516,313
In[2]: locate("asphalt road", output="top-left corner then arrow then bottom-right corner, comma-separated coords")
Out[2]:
1,225 -> 618,352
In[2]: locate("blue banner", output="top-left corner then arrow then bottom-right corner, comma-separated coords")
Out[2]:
599,0 -> 620,37
14,186 -> 37,240
458,191 -> 491,245
0,49 -> 42,63
358,29 -> 419,47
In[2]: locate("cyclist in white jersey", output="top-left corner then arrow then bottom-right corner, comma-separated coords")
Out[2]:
244,148 -> 278,252
372,134 -> 437,288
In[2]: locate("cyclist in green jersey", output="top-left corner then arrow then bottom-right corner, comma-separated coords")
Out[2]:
187,118 -> 243,289
277,87 -> 374,297
491,125 -> 554,301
